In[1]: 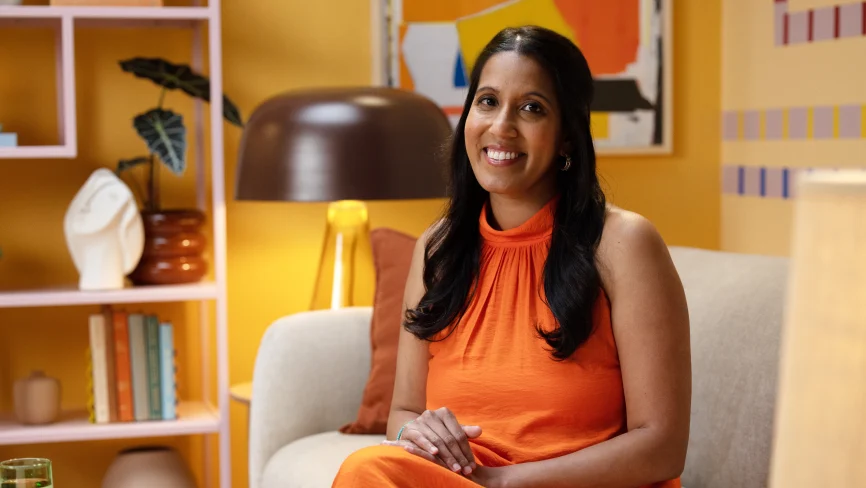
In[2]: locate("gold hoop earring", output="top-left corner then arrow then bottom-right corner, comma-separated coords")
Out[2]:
562,156 -> 572,172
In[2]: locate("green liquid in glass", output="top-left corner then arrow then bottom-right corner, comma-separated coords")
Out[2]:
1,480 -> 52,488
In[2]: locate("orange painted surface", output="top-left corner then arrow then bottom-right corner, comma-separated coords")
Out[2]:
554,0 -> 640,75
403,0 -> 507,22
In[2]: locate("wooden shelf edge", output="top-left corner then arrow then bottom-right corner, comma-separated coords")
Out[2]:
0,402 -> 219,446
0,282 -> 219,309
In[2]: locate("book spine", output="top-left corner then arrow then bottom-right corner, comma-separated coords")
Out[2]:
85,347 -> 95,424
103,306 -> 119,423
112,310 -> 134,422
128,313 -> 149,422
159,322 -> 176,420
146,315 -> 163,420
88,313 -> 110,424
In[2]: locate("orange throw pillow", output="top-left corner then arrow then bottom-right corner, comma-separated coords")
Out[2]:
340,227 -> 417,434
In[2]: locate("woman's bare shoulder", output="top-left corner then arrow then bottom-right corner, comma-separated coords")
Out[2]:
416,218 -> 448,255
599,204 -> 666,253
597,205 -> 675,294
420,218 -> 444,243
405,218 -> 446,304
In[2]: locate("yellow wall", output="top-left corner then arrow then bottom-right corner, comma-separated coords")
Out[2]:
721,0 -> 866,255
599,0 -> 721,251
0,0 -> 719,487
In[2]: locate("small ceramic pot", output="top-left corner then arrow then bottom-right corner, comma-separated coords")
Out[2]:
128,209 -> 208,285
102,446 -> 196,488
13,371 -> 61,425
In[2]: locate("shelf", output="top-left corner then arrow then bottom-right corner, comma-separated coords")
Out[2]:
229,381 -> 251,406
1,0 -> 231,482
0,5 -> 213,21
0,401 -> 219,446
0,5 -> 211,28
0,282 -> 219,309
0,145 -> 76,159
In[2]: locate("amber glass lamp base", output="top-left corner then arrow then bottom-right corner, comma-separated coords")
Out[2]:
310,200 -> 375,310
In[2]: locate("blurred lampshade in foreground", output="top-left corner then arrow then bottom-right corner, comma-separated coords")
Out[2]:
234,87 -> 451,310
768,169 -> 866,487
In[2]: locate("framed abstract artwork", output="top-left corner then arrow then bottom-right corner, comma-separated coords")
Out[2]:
380,0 -> 673,155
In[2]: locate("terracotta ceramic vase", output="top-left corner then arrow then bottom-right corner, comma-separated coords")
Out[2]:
101,446 -> 195,488
129,209 -> 208,285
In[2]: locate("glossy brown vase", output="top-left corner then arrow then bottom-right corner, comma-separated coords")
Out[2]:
129,209 -> 208,285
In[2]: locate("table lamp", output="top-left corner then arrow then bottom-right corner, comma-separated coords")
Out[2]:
234,87 -> 451,310
768,169 -> 866,486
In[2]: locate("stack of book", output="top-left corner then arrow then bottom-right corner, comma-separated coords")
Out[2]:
86,306 -> 177,424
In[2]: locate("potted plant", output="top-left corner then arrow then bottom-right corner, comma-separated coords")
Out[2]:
115,57 -> 243,285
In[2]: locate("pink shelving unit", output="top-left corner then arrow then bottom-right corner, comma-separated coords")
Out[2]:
0,3 -> 231,488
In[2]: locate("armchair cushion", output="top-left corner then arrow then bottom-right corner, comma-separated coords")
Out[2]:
262,432 -> 384,488
339,228 -> 417,434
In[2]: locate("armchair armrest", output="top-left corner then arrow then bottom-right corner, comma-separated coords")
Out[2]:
249,306 -> 373,488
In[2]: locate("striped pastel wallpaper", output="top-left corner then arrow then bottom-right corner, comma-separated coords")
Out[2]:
722,165 -> 794,198
722,105 -> 866,140
721,165 -> 866,199
721,0 -> 866,256
774,0 -> 866,46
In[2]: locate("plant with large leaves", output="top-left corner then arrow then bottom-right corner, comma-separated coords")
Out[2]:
115,57 -> 244,211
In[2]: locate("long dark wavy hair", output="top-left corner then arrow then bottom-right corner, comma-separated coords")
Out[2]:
404,25 -> 607,360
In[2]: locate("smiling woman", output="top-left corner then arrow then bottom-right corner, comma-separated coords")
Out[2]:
331,25 -> 691,488
464,50 -> 566,213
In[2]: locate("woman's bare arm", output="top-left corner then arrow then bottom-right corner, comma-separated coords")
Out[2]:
385,226 -> 481,475
387,227 -> 434,439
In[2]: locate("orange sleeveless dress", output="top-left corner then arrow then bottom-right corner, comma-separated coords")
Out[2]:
332,198 -> 681,487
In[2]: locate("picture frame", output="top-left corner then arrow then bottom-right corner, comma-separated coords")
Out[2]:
373,0 -> 673,156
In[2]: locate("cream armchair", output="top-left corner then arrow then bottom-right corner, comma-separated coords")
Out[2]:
249,307 -> 383,488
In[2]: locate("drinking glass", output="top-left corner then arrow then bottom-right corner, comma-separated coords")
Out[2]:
0,458 -> 52,488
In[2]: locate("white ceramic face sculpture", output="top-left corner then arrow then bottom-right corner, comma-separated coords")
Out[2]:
64,168 -> 144,290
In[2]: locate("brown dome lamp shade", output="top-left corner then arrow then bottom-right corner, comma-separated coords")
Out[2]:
234,87 -> 452,310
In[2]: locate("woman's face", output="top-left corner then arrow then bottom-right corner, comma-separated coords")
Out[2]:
464,51 -> 563,199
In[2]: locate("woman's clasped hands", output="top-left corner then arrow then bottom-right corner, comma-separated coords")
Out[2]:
382,407 -> 482,476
